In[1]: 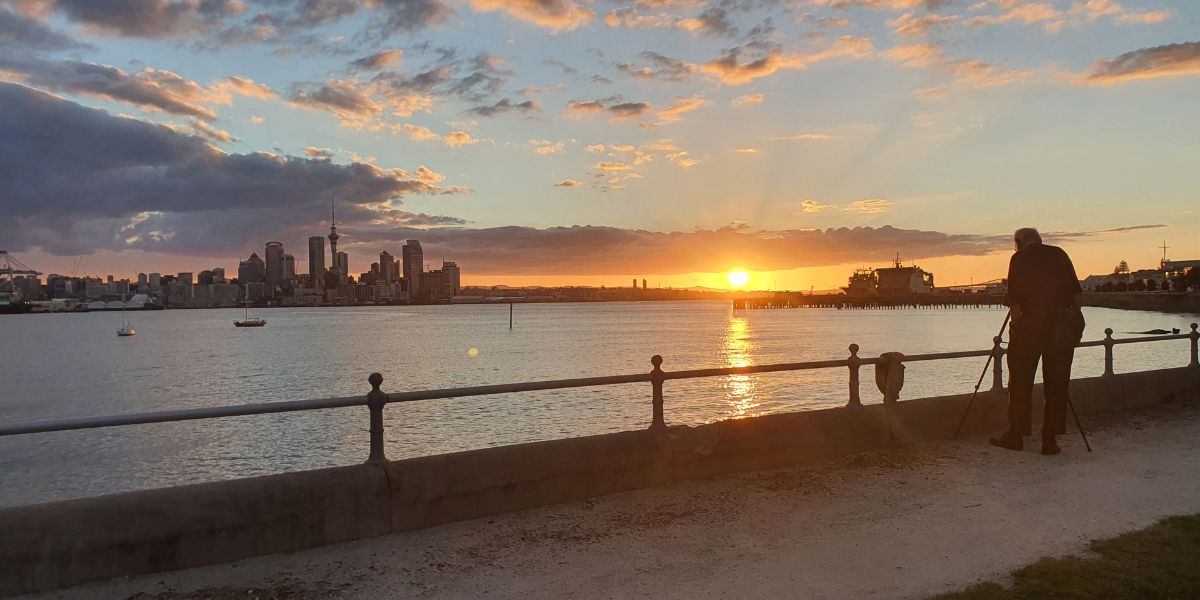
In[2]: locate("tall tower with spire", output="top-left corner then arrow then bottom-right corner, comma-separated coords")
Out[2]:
328,195 -> 340,277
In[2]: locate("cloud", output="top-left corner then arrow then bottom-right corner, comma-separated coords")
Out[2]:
731,93 -> 764,107
769,133 -> 833,141
351,49 -> 404,71
554,178 -> 581,188
885,43 -> 1028,94
444,130 -> 478,147
735,147 -> 759,153
394,123 -> 442,141
468,97 -> 540,117
287,77 -> 434,126
888,12 -> 958,38
963,2 -> 1064,33
1082,42 -> 1200,85
566,98 -> 653,121
843,198 -> 894,214
20,0 -> 454,46
615,51 -> 698,82
0,6 -> 92,51
0,56 -> 226,120
304,146 -> 333,158
653,95 -> 705,124
530,139 -> 566,154
214,75 -> 277,100
468,0 -> 593,31
701,36 -> 874,84
345,223 -> 1015,276
800,199 -> 829,213
0,82 -> 464,257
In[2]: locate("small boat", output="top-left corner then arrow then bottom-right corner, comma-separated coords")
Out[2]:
117,293 -> 135,336
234,287 -> 266,328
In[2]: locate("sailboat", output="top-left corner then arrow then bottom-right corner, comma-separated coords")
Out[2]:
234,285 -> 266,327
116,293 -> 135,337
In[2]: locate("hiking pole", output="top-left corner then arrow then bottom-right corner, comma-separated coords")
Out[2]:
1065,397 -> 1093,452
953,312 -> 1011,439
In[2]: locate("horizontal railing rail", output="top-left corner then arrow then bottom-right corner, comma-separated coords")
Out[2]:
2,323 -> 1197,465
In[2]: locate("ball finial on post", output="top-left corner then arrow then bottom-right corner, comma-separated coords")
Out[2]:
649,355 -> 666,431
365,373 -> 387,464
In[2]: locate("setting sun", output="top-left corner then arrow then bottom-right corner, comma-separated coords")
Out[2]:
726,270 -> 750,289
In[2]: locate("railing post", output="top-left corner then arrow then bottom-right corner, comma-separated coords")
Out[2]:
649,355 -> 666,430
847,344 -> 861,407
991,335 -> 1004,391
1190,323 -> 1199,368
1103,328 -> 1115,377
365,372 -> 387,464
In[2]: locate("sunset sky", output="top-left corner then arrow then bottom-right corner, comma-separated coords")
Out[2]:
2,0 -> 1198,290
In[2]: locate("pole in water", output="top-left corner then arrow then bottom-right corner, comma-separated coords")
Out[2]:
509,302 -> 513,330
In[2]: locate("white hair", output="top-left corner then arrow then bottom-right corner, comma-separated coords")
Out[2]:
1013,228 -> 1042,250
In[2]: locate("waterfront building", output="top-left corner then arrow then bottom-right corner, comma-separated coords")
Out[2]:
282,254 -> 296,280
137,273 -> 148,288
403,240 -> 423,299
212,267 -> 226,283
265,242 -> 284,292
238,253 -> 265,284
379,251 -> 396,283
198,270 -> 214,285
307,236 -> 325,284
443,261 -> 461,297
177,272 -> 194,286
148,273 -> 161,290
336,252 -> 348,279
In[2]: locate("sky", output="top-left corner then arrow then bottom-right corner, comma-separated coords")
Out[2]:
1,0 -> 1198,291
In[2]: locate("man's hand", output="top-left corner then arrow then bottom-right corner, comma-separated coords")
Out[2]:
1010,304 -> 1023,322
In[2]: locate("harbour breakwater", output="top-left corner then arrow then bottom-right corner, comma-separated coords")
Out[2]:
1082,292 -> 1200,315
3,366 -> 1200,596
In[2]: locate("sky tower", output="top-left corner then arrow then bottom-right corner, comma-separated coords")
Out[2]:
327,195 -> 340,276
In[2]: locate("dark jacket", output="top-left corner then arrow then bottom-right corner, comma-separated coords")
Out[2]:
1005,243 -> 1081,337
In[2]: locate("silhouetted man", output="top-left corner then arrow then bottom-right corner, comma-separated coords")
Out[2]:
990,228 -> 1082,455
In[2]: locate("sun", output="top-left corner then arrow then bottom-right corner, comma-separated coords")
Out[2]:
726,270 -> 750,289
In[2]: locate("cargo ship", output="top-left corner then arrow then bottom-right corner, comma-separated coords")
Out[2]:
842,254 -> 935,296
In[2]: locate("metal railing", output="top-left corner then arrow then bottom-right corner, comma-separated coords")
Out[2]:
2,323 -> 1196,464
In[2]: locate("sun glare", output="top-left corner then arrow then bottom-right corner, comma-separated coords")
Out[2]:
726,270 -> 750,289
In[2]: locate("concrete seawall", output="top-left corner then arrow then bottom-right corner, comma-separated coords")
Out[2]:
1082,291 -> 1200,314
3,367 -> 1199,596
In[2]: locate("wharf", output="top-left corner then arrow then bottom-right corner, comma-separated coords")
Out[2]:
734,292 -> 1005,310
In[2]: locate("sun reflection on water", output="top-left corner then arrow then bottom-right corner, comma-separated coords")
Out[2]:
722,314 -> 761,419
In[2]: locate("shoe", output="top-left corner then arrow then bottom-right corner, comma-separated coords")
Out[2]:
989,431 -> 1024,451
1041,436 -> 1061,456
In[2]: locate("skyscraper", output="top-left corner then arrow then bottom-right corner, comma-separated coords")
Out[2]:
265,241 -> 284,291
379,250 -> 396,284
442,261 -> 461,297
308,236 -> 325,284
336,251 -> 348,278
283,254 -> 296,280
238,253 -> 265,283
402,240 -> 423,299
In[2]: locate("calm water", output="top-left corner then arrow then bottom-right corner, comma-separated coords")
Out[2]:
1,301 -> 1196,507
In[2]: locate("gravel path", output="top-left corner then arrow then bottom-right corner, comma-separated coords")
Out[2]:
26,400 -> 1200,600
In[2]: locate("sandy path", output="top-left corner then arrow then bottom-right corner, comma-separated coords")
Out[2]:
26,400 -> 1200,600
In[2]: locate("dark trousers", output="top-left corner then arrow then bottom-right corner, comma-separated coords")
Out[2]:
1006,331 -> 1073,436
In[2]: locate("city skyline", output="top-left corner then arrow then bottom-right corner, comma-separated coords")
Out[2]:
2,1 -> 1199,290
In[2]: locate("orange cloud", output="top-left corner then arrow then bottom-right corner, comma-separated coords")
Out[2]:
470,0 -> 593,31
444,131 -> 478,147
1082,42 -> 1200,85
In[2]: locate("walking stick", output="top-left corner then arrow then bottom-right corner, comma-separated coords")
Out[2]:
1065,396 -> 1092,452
953,312 -> 1010,439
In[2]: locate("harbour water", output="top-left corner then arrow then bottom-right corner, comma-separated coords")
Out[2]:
1,301 -> 1196,507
